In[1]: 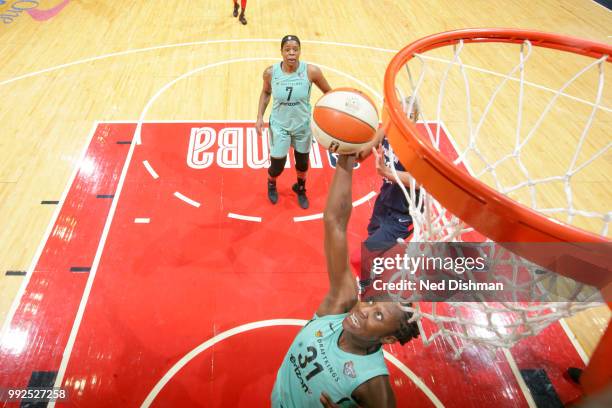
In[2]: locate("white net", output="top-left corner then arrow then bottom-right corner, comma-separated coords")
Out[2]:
381,240 -> 604,358
384,36 -> 610,357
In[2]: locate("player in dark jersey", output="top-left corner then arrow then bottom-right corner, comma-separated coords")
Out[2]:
355,97 -> 420,288
232,0 -> 247,25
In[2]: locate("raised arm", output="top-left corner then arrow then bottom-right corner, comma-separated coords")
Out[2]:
255,66 -> 273,136
372,146 -> 414,186
308,64 -> 332,94
316,155 -> 359,317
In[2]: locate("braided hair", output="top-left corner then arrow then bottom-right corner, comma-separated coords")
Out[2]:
394,302 -> 420,345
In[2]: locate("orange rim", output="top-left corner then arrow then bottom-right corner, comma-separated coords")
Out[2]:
383,28 -> 611,281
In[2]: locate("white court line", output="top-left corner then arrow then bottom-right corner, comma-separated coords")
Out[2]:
2,37 -> 608,113
590,0 -> 612,12
140,319 -> 443,408
502,349 -> 537,408
227,213 -> 262,222
382,351 -> 444,408
0,39 -> 396,88
0,122 -> 100,346
142,160 -> 159,179
352,191 -> 377,207
559,318 -> 590,364
132,57 -> 381,145
294,213 -> 324,222
173,192 -> 201,208
133,58 -> 278,145
102,120 -> 268,123
293,191 -> 377,223
134,218 -> 150,224
49,124 -> 140,406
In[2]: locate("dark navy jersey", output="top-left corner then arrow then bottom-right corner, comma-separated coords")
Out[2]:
377,137 -> 411,213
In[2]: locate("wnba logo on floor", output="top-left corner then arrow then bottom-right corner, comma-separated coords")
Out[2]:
1,1 -> 70,25
187,125 -> 357,170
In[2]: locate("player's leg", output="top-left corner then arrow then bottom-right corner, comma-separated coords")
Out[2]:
268,156 -> 286,204
238,0 -> 247,25
232,0 -> 239,17
364,209 -> 413,257
360,208 -> 412,290
291,125 -> 313,209
292,151 -> 309,209
388,208 -> 414,240
357,197 -> 386,288
366,196 -> 386,237
268,124 -> 291,204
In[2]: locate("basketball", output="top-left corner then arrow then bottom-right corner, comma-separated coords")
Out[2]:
312,88 -> 379,154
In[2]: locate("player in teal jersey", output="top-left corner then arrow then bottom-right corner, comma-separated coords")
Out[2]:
271,154 -> 420,407
256,35 -> 332,209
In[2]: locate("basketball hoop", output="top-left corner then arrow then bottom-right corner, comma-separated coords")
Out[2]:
382,28 -> 611,395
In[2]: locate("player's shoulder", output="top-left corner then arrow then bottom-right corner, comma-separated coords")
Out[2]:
263,65 -> 276,83
300,313 -> 345,338
307,63 -> 322,75
353,374 -> 395,407
313,312 -> 347,322
306,63 -> 323,82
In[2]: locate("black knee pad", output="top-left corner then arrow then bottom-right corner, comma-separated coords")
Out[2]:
294,151 -> 310,172
268,156 -> 287,177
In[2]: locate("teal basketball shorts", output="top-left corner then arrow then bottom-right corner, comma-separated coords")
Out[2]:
268,120 -> 313,157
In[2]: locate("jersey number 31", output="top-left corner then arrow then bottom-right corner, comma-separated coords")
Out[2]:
298,346 -> 324,381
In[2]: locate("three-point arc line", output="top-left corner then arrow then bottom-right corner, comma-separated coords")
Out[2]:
293,191 -> 377,222
294,213 -> 324,222
227,213 -> 262,222
226,191 -> 377,223
143,160 -> 159,179
173,192 -> 201,208
139,319 -> 444,408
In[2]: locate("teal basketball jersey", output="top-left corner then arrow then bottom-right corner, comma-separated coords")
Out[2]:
271,313 -> 389,408
270,61 -> 313,133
